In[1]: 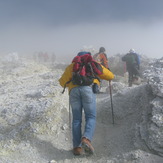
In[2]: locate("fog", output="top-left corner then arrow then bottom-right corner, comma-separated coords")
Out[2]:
1,0 -> 163,63
1,21 -> 163,63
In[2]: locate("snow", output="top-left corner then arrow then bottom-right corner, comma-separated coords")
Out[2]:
0,55 -> 163,163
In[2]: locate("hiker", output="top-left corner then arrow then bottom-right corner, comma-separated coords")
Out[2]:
93,47 -> 109,68
59,51 -> 114,155
122,49 -> 140,87
93,47 -> 109,90
51,52 -> 56,64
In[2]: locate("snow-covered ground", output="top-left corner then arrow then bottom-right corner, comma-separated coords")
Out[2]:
0,55 -> 163,163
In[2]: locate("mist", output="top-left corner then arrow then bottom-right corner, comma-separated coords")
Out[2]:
1,0 -> 163,62
1,20 -> 163,63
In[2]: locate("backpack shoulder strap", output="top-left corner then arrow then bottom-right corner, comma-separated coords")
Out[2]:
62,80 -> 71,94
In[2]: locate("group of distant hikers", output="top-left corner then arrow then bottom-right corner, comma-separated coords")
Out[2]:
33,52 -> 56,64
59,47 -> 140,155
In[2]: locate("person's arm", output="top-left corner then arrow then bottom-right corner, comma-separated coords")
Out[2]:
93,53 -> 98,60
122,55 -> 126,61
135,54 -> 140,69
59,64 -> 73,87
98,65 -> 114,81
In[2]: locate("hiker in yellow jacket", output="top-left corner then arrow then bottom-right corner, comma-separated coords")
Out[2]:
59,52 -> 114,156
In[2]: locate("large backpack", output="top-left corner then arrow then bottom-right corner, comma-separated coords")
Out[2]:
122,53 -> 135,65
62,53 -> 103,93
134,53 -> 140,65
93,52 -> 108,68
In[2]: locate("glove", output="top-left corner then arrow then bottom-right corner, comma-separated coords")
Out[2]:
92,83 -> 100,94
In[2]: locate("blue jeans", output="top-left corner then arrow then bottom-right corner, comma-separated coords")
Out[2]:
70,86 -> 96,148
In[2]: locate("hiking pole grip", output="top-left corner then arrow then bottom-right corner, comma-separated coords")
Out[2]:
109,81 -> 114,124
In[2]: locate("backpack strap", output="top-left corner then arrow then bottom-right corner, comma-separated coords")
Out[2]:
62,80 -> 72,94
62,53 -> 103,93
88,62 -> 101,82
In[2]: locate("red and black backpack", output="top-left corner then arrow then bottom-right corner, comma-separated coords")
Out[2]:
62,52 -> 103,93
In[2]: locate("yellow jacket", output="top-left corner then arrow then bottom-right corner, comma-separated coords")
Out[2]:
59,62 -> 114,93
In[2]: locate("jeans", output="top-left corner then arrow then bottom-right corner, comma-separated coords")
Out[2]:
69,86 -> 96,148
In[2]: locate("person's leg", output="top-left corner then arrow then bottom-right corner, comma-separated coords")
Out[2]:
128,70 -> 133,87
133,65 -> 140,77
80,86 -> 96,154
80,86 -> 96,141
70,87 -> 83,148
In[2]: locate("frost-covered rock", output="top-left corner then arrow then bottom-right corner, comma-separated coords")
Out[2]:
0,55 -> 163,163
3,52 -> 19,63
141,57 -> 163,156
0,57 -> 71,162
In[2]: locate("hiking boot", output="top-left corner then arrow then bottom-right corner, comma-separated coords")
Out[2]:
73,147 -> 83,155
81,137 -> 94,155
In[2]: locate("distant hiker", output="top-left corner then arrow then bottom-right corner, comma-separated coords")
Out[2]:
33,52 -> 37,62
122,49 -> 140,87
43,52 -> 49,62
93,47 -> 109,69
38,52 -> 43,63
59,51 -> 114,155
51,52 -> 56,64
93,47 -> 109,89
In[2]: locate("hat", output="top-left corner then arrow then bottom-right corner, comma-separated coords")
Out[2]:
99,47 -> 105,53
77,51 -> 91,56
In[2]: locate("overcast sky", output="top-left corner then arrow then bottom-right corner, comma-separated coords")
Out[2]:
0,0 -> 163,61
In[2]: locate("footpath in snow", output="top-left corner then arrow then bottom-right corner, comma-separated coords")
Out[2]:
0,56 -> 163,163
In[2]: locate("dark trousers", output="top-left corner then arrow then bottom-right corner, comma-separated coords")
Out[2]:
127,65 -> 139,86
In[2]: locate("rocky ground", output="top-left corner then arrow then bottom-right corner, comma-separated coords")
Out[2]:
0,55 -> 163,163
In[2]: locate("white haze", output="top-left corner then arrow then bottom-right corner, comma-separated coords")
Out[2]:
0,21 -> 163,63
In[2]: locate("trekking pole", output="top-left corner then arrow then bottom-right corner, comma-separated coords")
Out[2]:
109,80 -> 114,124
69,96 -> 71,130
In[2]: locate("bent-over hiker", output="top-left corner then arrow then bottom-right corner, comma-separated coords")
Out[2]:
59,51 -> 114,155
122,49 -> 140,87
